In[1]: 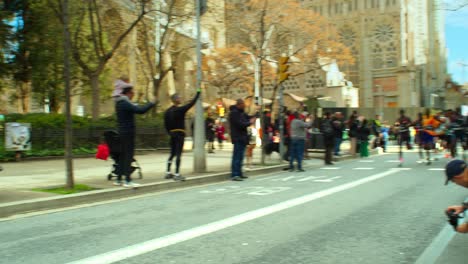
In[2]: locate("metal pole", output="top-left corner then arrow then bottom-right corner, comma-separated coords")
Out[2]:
154,0 -> 160,67
278,83 -> 285,162
193,0 -> 206,172
253,56 -> 260,106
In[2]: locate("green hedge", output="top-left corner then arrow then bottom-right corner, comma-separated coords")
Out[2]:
0,113 -> 167,160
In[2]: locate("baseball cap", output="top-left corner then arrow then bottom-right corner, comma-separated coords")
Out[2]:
445,159 -> 467,185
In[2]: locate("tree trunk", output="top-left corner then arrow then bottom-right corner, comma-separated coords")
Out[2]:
151,77 -> 160,114
90,73 -> 100,120
62,0 -> 74,189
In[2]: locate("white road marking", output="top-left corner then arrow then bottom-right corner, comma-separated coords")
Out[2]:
320,167 -> 340,170
415,213 -> 468,264
352,168 -> 374,170
428,168 -> 444,171
296,176 -> 327,182
358,160 -> 375,163
68,169 -> 404,264
273,176 -> 301,181
385,160 -> 401,163
314,176 -> 342,182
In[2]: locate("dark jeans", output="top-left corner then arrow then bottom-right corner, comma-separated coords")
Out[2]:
168,132 -> 185,174
324,136 -> 335,164
231,141 -> 246,177
290,138 -> 305,170
118,132 -> 135,183
334,137 -> 342,155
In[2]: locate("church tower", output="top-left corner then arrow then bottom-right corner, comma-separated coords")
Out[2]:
301,0 -> 447,108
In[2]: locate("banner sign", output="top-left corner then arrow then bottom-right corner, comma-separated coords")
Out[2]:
5,123 -> 31,151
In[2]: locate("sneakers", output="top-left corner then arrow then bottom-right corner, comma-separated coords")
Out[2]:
123,181 -> 140,188
173,174 -> 186,181
240,175 -> 249,179
288,168 -> 294,172
113,181 -> 123,186
297,169 -> 305,172
231,176 -> 243,181
165,172 -> 174,179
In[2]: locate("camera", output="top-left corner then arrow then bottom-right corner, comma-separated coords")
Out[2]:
445,201 -> 468,231
446,209 -> 464,230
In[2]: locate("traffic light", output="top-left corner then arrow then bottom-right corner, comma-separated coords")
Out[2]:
219,107 -> 225,117
278,56 -> 289,83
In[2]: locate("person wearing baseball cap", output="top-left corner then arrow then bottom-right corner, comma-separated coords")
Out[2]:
445,159 -> 468,186
444,159 -> 468,233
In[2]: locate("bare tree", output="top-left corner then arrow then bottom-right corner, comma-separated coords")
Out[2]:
139,0 -> 194,112
443,0 -> 468,11
58,0 -> 74,188
227,0 -> 353,101
51,0 -> 157,120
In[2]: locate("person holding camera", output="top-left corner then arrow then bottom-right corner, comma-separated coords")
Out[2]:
444,159 -> 468,233
229,99 -> 256,181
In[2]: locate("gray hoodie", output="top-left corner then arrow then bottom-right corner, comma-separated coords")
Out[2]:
290,119 -> 312,140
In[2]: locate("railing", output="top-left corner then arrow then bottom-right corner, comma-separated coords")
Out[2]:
0,126 -> 169,151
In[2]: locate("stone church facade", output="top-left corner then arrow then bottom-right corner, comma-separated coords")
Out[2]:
300,0 -> 447,108
224,0 -> 447,109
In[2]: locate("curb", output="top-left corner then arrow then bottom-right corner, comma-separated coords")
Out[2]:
0,151 -> 379,219
0,164 -> 289,218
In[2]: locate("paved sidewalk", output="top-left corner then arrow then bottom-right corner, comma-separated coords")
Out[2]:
1,147 -> 328,204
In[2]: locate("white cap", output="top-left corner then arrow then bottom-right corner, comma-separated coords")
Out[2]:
113,79 -> 133,97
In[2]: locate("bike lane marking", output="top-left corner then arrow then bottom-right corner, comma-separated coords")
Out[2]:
67,168 -> 404,264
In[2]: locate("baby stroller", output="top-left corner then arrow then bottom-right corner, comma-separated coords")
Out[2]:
103,130 -> 143,181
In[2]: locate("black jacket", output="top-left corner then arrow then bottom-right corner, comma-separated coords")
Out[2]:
164,92 -> 200,134
115,96 -> 155,135
228,105 -> 251,144
348,119 -> 359,138
357,123 -> 370,141
332,118 -> 345,139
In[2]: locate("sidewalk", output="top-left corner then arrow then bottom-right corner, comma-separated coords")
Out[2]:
0,140 -> 365,218
1,146 -> 330,204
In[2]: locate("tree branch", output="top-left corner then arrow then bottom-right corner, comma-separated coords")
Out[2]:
92,0 -> 106,56
87,0 -> 102,60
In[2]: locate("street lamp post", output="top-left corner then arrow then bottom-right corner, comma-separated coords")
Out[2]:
241,51 -> 268,165
193,0 -> 206,173
241,51 -> 261,106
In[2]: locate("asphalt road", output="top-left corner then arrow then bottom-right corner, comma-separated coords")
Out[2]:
0,153 -> 466,264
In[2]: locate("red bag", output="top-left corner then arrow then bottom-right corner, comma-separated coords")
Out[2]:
96,143 -> 110,160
